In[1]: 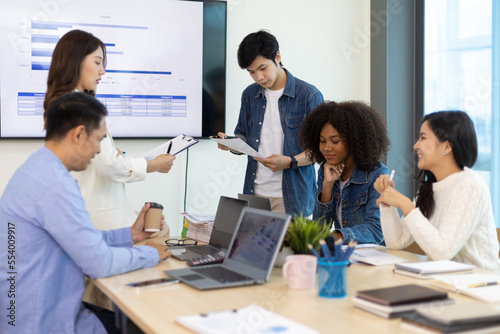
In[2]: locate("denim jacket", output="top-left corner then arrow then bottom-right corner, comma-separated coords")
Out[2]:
313,162 -> 388,244
234,69 -> 324,216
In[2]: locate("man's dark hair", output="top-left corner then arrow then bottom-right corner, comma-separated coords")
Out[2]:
237,30 -> 283,69
45,92 -> 107,141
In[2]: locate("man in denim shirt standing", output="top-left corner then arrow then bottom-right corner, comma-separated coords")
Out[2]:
218,30 -> 324,216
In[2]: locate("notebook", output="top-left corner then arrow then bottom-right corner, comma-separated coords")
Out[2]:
415,302 -> 500,326
237,193 -> 272,211
352,295 -> 454,319
356,284 -> 449,306
164,207 -> 291,290
393,260 -> 476,279
170,196 -> 248,261
401,303 -> 500,334
428,273 -> 500,304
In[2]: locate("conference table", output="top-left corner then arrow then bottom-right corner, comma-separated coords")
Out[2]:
92,239 -> 478,333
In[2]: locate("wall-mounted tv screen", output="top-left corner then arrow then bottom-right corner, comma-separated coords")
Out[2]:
0,0 -> 226,139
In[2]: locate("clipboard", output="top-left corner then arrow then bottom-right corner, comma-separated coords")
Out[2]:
142,134 -> 198,159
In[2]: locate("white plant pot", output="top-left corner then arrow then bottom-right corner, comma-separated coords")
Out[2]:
274,246 -> 294,267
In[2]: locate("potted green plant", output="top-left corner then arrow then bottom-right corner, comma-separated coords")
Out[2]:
285,214 -> 332,255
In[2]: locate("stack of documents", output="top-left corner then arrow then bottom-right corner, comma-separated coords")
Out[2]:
401,302 -> 500,333
181,213 -> 215,243
352,284 -> 454,319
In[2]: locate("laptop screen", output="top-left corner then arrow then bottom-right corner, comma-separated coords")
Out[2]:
227,209 -> 288,270
209,196 -> 248,248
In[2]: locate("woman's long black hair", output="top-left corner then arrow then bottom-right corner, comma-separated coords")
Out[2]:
415,111 -> 478,218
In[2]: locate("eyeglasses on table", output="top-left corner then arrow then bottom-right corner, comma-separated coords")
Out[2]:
165,238 -> 198,247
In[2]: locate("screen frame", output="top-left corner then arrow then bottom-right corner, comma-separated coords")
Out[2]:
0,0 -> 227,140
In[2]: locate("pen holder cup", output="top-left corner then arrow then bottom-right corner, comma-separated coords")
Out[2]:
317,259 -> 349,299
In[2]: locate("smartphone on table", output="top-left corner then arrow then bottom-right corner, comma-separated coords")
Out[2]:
127,277 -> 179,288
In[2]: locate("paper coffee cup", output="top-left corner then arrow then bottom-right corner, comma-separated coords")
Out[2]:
144,202 -> 163,232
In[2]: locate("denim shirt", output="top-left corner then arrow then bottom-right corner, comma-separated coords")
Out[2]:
313,162 -> 389,244
234,69 -> 324,216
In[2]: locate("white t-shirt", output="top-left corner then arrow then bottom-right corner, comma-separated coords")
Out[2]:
254,87 -> 284,197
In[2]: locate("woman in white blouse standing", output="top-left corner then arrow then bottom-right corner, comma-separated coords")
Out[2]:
375,111 -> 500,272
44,30 -> 174,235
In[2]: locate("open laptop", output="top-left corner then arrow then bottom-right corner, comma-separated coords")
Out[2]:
237,193 -> 272,211
170,196 -> 248,261
164,207 -> 291,290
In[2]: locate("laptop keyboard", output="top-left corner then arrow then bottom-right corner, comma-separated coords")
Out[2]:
192,266 -> 251,283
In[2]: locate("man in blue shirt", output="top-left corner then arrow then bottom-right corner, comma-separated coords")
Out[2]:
0,93 -> 171,334
218,30 -> 324,216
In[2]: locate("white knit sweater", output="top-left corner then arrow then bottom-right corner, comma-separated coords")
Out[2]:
381,168 -> 500,272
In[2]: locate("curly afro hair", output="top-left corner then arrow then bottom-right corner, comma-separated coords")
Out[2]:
300,101 -> 390,171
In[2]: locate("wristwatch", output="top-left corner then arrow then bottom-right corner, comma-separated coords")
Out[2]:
289,156 -> 298,170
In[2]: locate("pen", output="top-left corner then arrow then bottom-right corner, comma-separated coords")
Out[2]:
307,243 -> 321,260
333,239 -> 343,262
339,240 -> 357,262
167,141 -> 172,154
389,169 -> 395,183
319,239 -> 333,262
467,281 -> 500,288
379,170 -> 395,210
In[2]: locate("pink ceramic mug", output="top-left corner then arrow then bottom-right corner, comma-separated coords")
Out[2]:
282,255 -> 317,290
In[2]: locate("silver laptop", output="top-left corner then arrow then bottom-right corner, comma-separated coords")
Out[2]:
164,207 -> 291,290
237,193 -> 272,211
170,196 -> 248,261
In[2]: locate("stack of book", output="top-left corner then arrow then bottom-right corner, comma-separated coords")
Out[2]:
181,212 -> 215,243
352,284 -> 454,319
401,302 -> 500,333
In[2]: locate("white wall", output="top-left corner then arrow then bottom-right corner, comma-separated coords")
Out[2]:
0,0 -> 370,236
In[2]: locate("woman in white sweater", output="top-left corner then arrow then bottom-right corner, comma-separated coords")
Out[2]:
375,111 -> 500,272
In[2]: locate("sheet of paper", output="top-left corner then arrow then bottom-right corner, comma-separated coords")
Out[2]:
341,243 -> 377,250
176,304 -> 318,334
142,134 -> 198,159
210,137 -> 265,158
349,249 -> 406,266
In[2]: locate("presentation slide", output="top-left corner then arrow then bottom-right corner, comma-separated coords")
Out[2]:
0,0 -> 203,138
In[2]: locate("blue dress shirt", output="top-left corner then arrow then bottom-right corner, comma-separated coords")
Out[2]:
0,146 -> 159,334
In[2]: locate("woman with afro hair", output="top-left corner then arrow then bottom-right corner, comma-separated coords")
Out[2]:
300,101 -> 390,244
